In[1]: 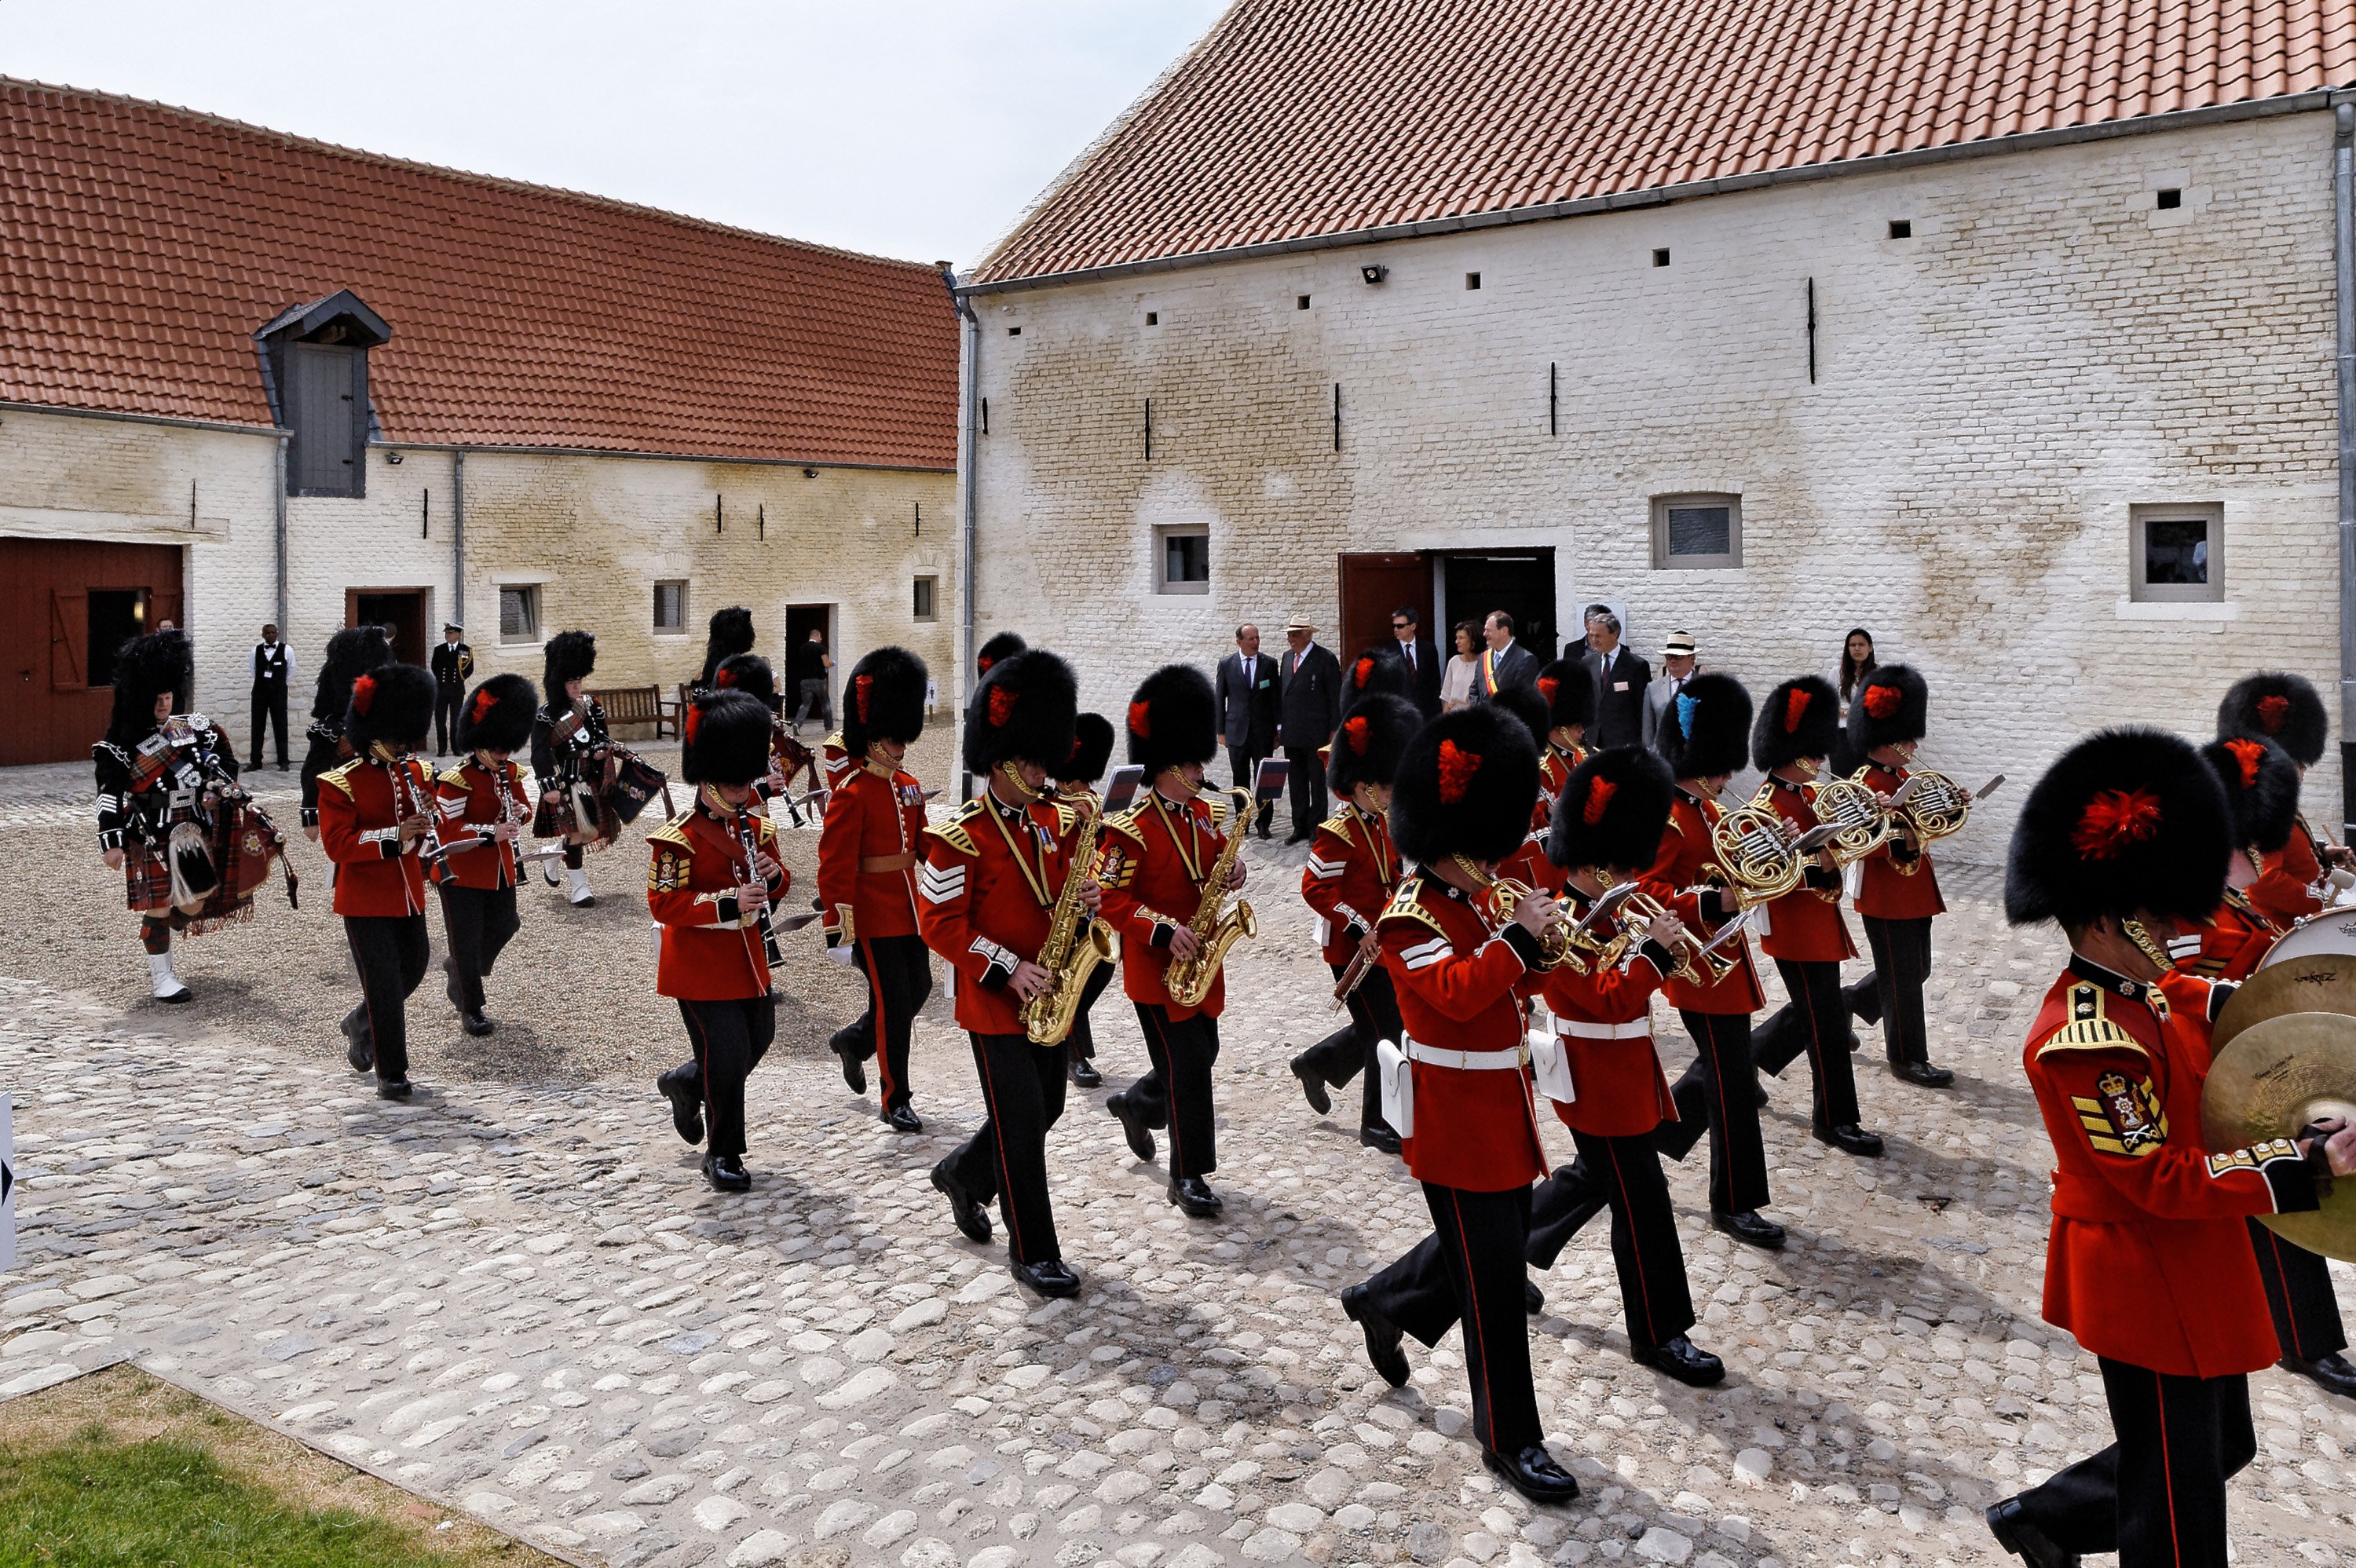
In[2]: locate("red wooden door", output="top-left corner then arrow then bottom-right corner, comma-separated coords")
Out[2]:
1337,552 -> 1432,662
0,539 -> 185,765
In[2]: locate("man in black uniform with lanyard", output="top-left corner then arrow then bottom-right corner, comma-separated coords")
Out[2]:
430,623 -> 474,757
250,623 -> 292,771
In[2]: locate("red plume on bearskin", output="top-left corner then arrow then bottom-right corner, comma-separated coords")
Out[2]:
2007,726 -> 2229,929
2219,671 -> 2328,767
1863,683 -> 1902,720
1391,704 -> 1538,864
685,704 -> 703,747
2223,736 -> 2266,788
855,674 -> 874,723
1783,686 -> 1810,733
1354,655 -> 1374,689
1343,714 -> 1370,755
2069,788 -> 2163,861
1754,676 -> 1841,773
2257,695 -> 2291,733
988,685 -> 1018,726
1436,739 -> 1482,804
1547,747 -> 1673,872
1537,674 -> 1560,708
1329,695 -> 1417,795
840,646 -> 927,755
715,664 -> 739,688
472,687 -> 498,724
1122,664 -> 1216,773
351,673 -> 377,715
1128,700 -> 1151,738
963,650 -> 1075,776
1581,776 -> 1617,825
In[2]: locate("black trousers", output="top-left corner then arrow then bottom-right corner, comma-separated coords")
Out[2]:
249,689 -> 287,768
434,688 -> 464,754
843,935 -> 931,1112
1283,744 -> 1327,837
437,883 -> 519,1014
2249,1219 -> 2349,1361
2008,1358 -> 2254,1566
344,912 -> 429,1083
1531,1132 -> 1697,1354
1227,744 -> 1273,833
1122,1003 -> 1221,1178
947,1032 -> 1069,1265
1295,962 -> 1399,1132
670,995 -> 776,1158
1065,961 -> 1118,1063
1754,957 -> 1863,1131
1362,1182 -> 1542,1457
1656,1010 -> 1773,1215
1859,916 -> 1933,1067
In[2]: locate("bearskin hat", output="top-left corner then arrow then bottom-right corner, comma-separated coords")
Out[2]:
1752,674 -> 1842,773
840,646 -> 928,754
1330,693 -> 1421,795
683,689 -> 774,787
697,606 -> 755,689
1655,671 -> 1751,780
964,649 -> 1077,774
457,673 -> 538,755
344,663 -> 435,754
1390,704 -> 1540,865
543,631 -> 598,712
713,652 -> 780,711
1341,647 -> 1411,714
2201,734 -> 2299,856
1055,713 -> 1116,786
1847,664 -> 1929,755
1125,663 -> 1218,776
104,630 -> 193,742
1548,746 -> 1676,873
976,631 -> 1027,680
1534,659 -> 1597,737
2005,726 -> 2230,929
310,625 -> 393,722
1490,682 -> 1551,754
2218,671 -> 2329,768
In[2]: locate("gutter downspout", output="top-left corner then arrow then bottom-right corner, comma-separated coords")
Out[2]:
273,434 -> 290,631
452,448 -> 466,634
2337,100 -> 2356,838
948,266 -> 981,802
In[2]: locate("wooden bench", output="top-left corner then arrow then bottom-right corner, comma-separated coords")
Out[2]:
587,684 -> 677,740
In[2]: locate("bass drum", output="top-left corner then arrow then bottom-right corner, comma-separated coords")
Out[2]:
2257,906 -> 2356,968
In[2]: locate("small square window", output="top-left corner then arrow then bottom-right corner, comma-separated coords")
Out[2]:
1145,311 -> 1158,326
1888,219 -> 1912,239
2131,504 -> 2222,601
1297,294 -> 1311,310
1008,325 -> 1023,336
499,585 -> 542,645
913,576 -> 938,622
653,579 -> 687,632
1652,249 -> 1670,268
1650,493 -> 1742,569
2156,188 -> 2182,210
1154,526 -> 1210,595
1465,272 -> 1481,290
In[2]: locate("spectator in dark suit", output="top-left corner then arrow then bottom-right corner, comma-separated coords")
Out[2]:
1472,610 -> 1538,701
1388,606 -> 1443,718
1216,623 -> 1282,838
1277,617 -> 1341,842
1581,608 -> 1651,749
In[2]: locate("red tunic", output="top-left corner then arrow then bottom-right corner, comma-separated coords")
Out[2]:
1301,804 -> 1399,966
916,792 -> 1081,1036
433,756 -> 531,891
319,755 -> 433,918
2024,963 -> 2318,1377
1851,759 -> 1947,921
647,801 -> 789,1000
819,735 -> 856,794
1096,790 -> 1235,1021
2162,889 -> 2281,984
1753,776 -> 1857,963
817,760 -> 925,943
1637,790 -> 1767,1014
1537,894 -> 1677,1137
2248,817 -> 2326,927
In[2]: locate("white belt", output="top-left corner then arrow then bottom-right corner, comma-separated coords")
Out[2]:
1403,1037 -> 1527,1070
1552,1018 -> 1652,1041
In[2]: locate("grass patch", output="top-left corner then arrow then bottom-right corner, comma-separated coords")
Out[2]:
0,1365 -> 563,1567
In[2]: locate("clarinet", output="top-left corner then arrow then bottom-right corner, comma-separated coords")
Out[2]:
393,748 -> 448,884
733,803 -> 784,967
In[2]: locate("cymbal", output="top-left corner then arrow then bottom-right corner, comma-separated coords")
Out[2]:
2201,1013 -> 2356,1262
2213,953 -> 2356,1054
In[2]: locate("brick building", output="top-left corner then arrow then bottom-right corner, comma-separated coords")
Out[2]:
0,79 -> 957,766
956,0 -> 2356,840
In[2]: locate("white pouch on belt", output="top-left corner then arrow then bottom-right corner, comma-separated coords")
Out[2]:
1375,1036 -> 1413,1139
1527,1029 -> 1576,1106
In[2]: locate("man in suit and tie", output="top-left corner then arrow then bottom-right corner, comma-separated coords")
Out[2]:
1581,608 -> 1651,750
1473,610 -> 1538,701
1389,605 -> 1443,718
1277,617 -> 1342,842
1216,623 -> 1282,838
1640,630 -> 1699,751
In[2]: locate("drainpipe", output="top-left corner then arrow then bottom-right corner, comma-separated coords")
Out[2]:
452,448 -> 466,634
2337,99 -> 2356,837
273,433 -> 290,631
948,265 -> 981,801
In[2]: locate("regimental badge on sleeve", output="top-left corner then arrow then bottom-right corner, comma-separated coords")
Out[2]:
2074,1069 -> 2167,1157
649,849 -> 686,894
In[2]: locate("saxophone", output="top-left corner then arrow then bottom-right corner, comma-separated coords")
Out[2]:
1020,808 -> 1115,1046
1162,786 -> 1259,1008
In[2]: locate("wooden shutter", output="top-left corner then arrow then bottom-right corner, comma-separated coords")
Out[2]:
49,589 -> 86,690
289,343 -> 362,495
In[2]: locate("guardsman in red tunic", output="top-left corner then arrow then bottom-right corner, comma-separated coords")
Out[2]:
1288,693 -> 1419,1152
2219,670 -> 2356,927
1532,657 -> 1593,827
1097,664 -> 1248,1215
300,625 -> 393,842
817,647 -> 935,1131
1987,726 -> 2356,1568
1842,665 -> 1960,1088
1644,674 -> 1785,1249
432,673 -> 536,1037
920,650 -> 1097,1297
1338,705 -> 1579,1506
1748,675 -> 1884,1157
649,693 -> 788,1192
1052,713 -> 1119,1088
1527,748 -> 1724,1385
705,652 -> 816,827
1483,685 -> 1560,894
318,664 -> 438,1100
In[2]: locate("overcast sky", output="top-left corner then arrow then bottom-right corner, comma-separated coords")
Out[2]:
1,0 -> 1227,267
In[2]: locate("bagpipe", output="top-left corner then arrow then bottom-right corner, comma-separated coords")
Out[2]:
123,718 -> 298,931
532,706 -> 674,848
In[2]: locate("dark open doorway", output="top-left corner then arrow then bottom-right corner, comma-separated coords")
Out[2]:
349,590 -> 428,667
784,603 -> 835,731
1440,550 -> 1557,665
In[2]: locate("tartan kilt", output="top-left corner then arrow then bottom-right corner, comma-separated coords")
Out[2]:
123,840 -> 175,913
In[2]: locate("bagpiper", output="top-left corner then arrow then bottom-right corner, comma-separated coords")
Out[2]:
1986,726 -> 2355,1568
2219,670 -> 2356,925
1288,693 -> 1419,1152
1097,663 -> 1248,1216
317,663 -> 438,1100
1842,665 -> 1959,1088
531,630 -> 609,908
648,690 -> 791,1193
692,605 -> 756,700
298,625 -> 393,839
1052,712 -> 1120,1089
920,649 -> 1094,1296
432,673 -> 536,1037
818,646 -> 935,1131
1337,704 -> 1579,1504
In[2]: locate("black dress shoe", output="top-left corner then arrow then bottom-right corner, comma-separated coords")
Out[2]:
1480,1444 -> 1579,1504
1816,1123 -> 1885,1157
1642,1334 -> 1725,1386
1844,1029 -> 1863,1054
1167,1176 -> 1224,1216
1985,1496 -> 2080,1567
1891,1060 -> 1955,1088
1290,1057 -> 1332,1117
702,1153 -> 752,1193
884,1105 -> 923,1134
1524,1279 -> 1545,1315
2281,1351 -> 2356,1398
1109,1095 -> 1156,1163
1753,1079 -> 1770,1108
1359,1124 -> 1402,1155
1285,831 -> 1313,845
829,1027 -> 869,1094
1712,1209 -> 1787,1249
1340,1284 -> 1409,1387
340,1005 -> 373,1073
375,1077 -> 412,1101
1012,1258 -> 1081,1298
931,1160 -> 992,1244
460,1009 -> 496,1037
1068,1055 -> 1102,1088
657,1070 -> 704,1146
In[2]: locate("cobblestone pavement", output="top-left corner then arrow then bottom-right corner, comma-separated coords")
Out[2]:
4,841 -> 2356,1568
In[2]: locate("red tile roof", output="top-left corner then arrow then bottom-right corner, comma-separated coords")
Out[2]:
0,79 -> 959,468
975,0 -> 2356,286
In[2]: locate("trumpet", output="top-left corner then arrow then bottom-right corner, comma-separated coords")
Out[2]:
1459,861 -> 1582,970
1608,889 -> 1739,985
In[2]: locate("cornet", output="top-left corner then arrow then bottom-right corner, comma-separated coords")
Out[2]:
1607,889 -> 1740,986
